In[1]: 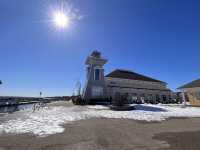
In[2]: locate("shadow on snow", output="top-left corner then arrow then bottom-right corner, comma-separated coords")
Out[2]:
134,104 -> 167,112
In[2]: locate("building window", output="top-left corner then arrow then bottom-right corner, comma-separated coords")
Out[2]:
156,94 -> 160,102
162,95 -> 167,101
140,94 -> 145,102
168,95 -> 172,100
148,94 -> 153,99
140,93 -> 145,98
132,93 -> 137,96
196,92 -> 200,100
92,86 -> 103,97
131,93 -> 137,100
94,68 -> 100,80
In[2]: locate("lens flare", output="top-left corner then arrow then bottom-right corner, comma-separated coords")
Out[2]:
53,11 -> 70,28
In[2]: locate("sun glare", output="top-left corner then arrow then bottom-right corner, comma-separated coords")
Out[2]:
53,11 -> 70,28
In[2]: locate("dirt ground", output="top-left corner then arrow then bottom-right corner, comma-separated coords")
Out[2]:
1,118 -> 200,150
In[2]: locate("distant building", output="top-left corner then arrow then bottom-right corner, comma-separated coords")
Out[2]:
178,79 -> 200,106
83,51 -> 173,103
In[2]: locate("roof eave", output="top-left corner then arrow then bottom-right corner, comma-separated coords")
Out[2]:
106,76 -> 166,84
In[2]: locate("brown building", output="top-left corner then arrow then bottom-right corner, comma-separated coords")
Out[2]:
178,79 -> 200,106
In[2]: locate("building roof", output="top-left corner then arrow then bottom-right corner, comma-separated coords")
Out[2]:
178,78 -> 200,89
105,69 -> 165,83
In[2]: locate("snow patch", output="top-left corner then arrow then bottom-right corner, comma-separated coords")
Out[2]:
86,105 -> 109,110
1,104 -> 200,137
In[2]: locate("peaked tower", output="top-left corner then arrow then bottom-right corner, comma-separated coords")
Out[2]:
83,51 -> 108,102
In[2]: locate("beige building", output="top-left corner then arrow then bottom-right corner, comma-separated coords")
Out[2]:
83,51 -> 172,104
105,69 -> 172,103
178,79 -> 200,106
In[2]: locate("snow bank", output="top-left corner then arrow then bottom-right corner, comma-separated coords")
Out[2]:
0,106 -> 88,136
1,104 -> 200,137
86,105 -> 109,110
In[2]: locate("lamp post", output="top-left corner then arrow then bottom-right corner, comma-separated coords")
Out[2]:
182,90 -> 186,107
39,92 -> 42,98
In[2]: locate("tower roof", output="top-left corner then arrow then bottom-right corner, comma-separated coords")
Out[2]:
85,50 -> 107,65
91,50 -> 101,58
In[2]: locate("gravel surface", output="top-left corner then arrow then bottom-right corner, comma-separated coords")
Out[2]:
0,118 -> 200,150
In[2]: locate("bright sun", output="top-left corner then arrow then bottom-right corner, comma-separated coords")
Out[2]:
53,11 -> 70,28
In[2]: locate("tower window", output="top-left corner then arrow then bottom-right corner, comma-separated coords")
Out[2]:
94,68 -> 100,80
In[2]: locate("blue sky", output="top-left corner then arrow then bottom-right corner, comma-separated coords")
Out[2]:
0,0 -> 200,96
